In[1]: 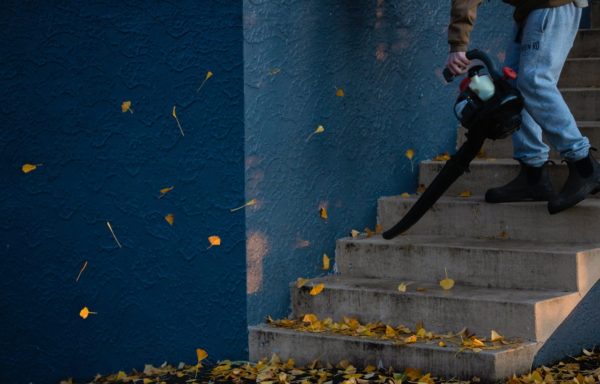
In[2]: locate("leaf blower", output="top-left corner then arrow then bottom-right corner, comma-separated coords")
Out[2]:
382,49 -> 524,240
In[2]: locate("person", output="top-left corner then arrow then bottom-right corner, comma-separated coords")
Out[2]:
446,0 -> 600,214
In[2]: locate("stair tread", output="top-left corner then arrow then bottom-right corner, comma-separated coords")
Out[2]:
337,234 -> 600,254
299,275 -> 579,305
382,194 -> 600,208
250,324 -> 541,355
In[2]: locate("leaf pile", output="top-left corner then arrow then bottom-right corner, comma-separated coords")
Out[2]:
64,348 -> 600,384
266,315 -> 520,353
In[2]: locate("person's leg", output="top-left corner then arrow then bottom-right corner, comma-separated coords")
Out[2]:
484,22 -> 555,203
516,4 -> 589,162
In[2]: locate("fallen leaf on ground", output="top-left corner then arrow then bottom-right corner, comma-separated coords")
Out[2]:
79,306 -> 97,319
121,101 -> 133,113
459,190 -> 472,198
439,268 -> 455,290
22,163 -> 42,173
350,229 -> 360,238
230,199 -> 257,212
306,125 -> 325,142
309,283 -> 325,296
172,106 -> 184,136
322,254 -> 330,270
336,88 -> 345,97
207,236 -> 221,249
319,207 -> 328,220
164,213 -> 174,226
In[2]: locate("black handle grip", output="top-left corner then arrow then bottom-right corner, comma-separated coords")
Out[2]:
443,49 -> 501,83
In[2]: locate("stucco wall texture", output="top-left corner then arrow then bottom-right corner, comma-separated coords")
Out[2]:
243,0 -> 513,325
0,1 -> 246,383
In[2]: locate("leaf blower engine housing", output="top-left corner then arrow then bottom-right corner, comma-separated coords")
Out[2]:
448,50 -> 523,140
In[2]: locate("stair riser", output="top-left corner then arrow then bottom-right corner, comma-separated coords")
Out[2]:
564,89 -> 600,121
569,30 -> 600,58
592,3 -> 600,28
249,326 -> 541,382
560,59 -> 600,88
418,161 -> 574,198
456,125 -> 600,159
336,239 -> 596,292
291,285 -> 579,341
377,196 -> 600,242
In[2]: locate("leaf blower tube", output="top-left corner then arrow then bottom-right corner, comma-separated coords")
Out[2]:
382,49 -> 524,240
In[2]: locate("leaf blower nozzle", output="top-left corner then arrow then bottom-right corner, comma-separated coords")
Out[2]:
382,49 -> 524,240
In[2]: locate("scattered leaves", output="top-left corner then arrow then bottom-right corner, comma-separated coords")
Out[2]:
76,260 -> 88,283
309,283 -> 325,296
197,71 -> 213,92
21,163 -> 42,173
306,125 -> 326,142
319,207 -> 328,220
439,268 -> 455,290
322,254 -> 330,270
121,100 -> 133,113
230,198 -> 257,212
158,186 -> 174,198
207,235 -> 221,249
172,106 -> 184,136
433,152 -> 451,161
106,221 -> 122,248
79,306 -> 97,319
164,213 -> 175,226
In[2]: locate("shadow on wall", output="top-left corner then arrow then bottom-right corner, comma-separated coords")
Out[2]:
534,280 -> 600,366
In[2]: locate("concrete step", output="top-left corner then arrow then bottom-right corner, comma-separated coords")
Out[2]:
417,159 -> 600,198
559,58 -> 600,88
563,88 -> 600,121
336,235 -> 600,293
249,324 -> 542,382
377,195 -> 600,243
291,276 -> 580,341
456,122 -> 600,159
569,29 -> 600,58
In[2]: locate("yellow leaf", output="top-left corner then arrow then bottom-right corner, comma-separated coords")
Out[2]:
79,306 -> 97,319
306,125 -> 325,142
491,330 -> 504,342
303,314 -> 318,323
459,190 -> 472,198
319,207 -> 328,220
440,268 -> 455,290
322,254 -> 330,270
405,149 -> 415,160
336,88 -> 345,97
416,327 -> 427,338
116,371 -> 127,380
230,198 -> 257,212
172,105 -> 184,136
405,335 -> 417,343
433,152 -> 451,161
350,229 -> 360,238
438,341 -> 446,347
398,282 -> 408,293
309,283 -> 325,296
197,71 -> 214,92
471,337 -> 485,347
375,224 -> 383,234
159,186 -> 174,196
404,367 -> 421,380
164,213 -> 174,226
207,235 -> 221,249
296,278 -> 309,288
121,101 -> 133,113
196,348 -> 208,362
385,325 -> 397,338
21,163 -> 41,173
400,192 -> 411,198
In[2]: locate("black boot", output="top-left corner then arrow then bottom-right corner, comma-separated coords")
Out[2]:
485,161 -> 556,203
547,150 -> 600,214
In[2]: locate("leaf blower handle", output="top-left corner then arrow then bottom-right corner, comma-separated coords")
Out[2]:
443,49 -> 502,83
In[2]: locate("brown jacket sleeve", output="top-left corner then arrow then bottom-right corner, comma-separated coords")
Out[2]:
448,0 -> 483,52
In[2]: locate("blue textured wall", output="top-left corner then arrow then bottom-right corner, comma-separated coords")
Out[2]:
0,1 -> 245,383
244,0 -> 513,325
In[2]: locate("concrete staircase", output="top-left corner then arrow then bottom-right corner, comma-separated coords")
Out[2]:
248,7 -> 600,382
